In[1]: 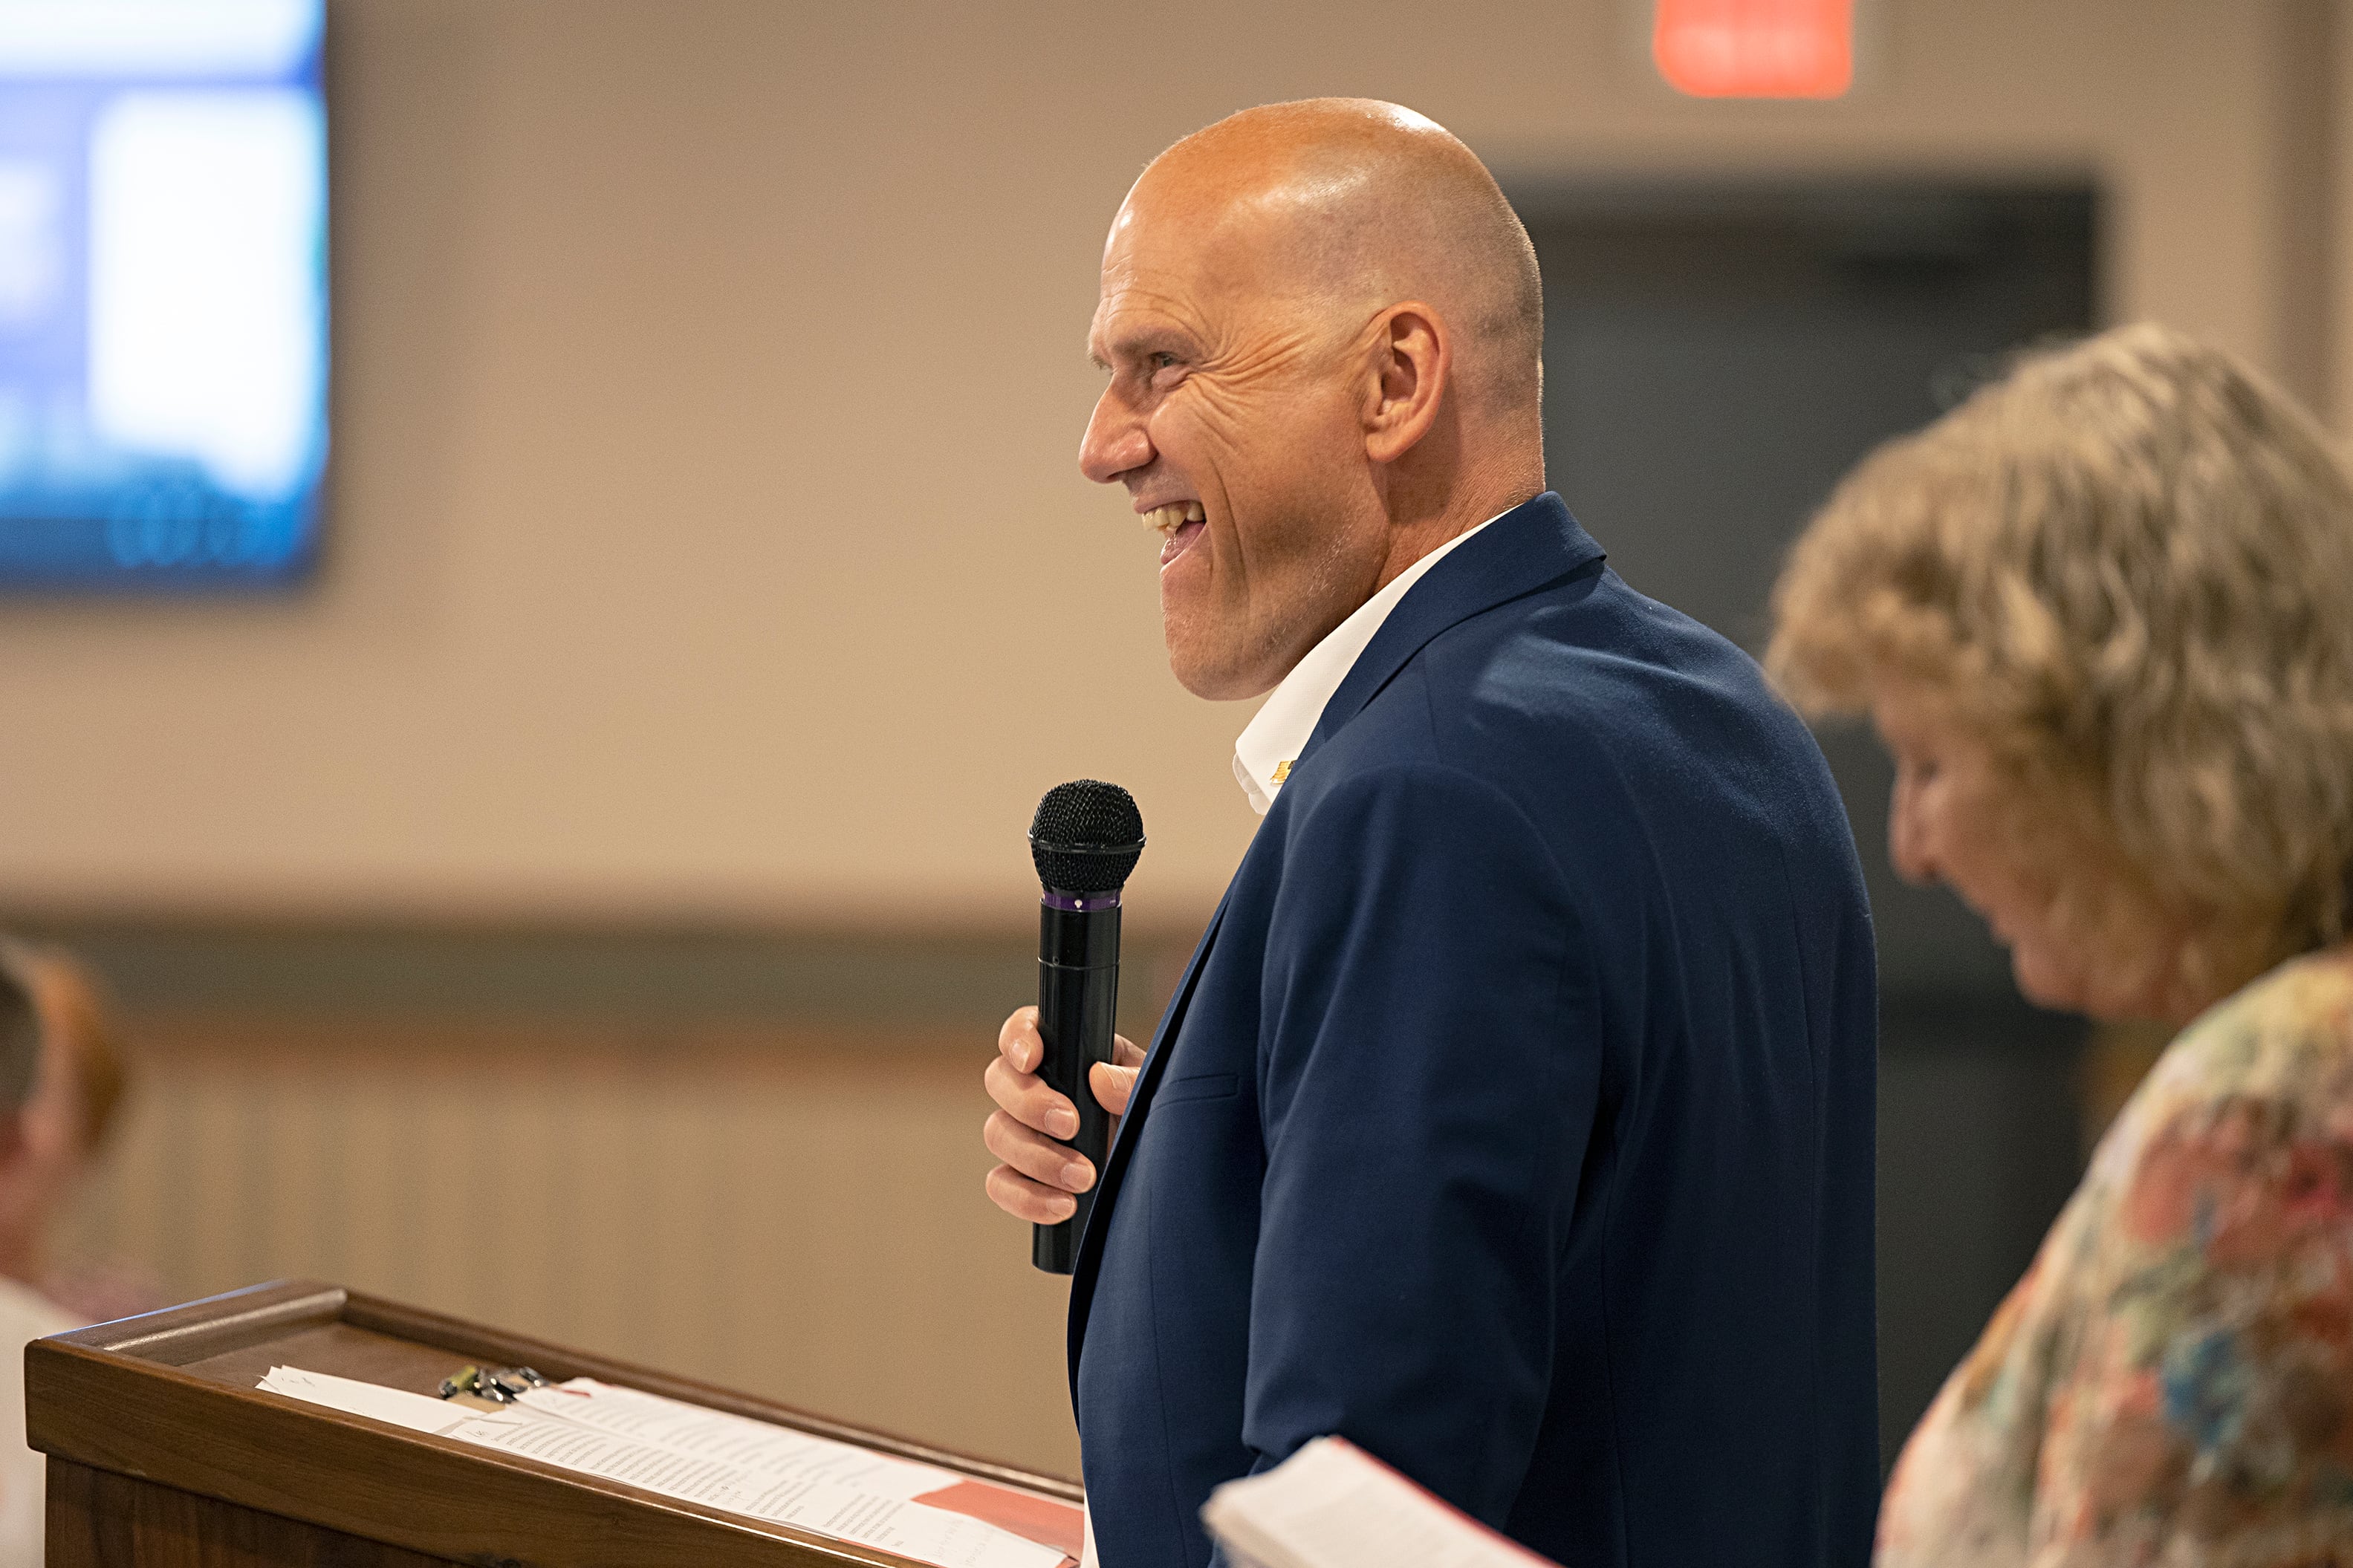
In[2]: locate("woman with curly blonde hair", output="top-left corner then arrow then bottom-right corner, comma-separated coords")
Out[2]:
1769,322 -> 2353,1566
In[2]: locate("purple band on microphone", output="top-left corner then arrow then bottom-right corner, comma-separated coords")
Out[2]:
1043,888 -> 1122,912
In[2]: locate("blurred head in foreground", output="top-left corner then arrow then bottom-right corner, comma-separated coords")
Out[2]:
1770,322 -> 2353,1024
0,944 -> 127,1286
0,961 -> 37,1142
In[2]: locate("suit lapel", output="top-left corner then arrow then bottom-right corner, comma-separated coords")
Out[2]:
1065,891 -> 1227,1385
1294,492 -> 1604,777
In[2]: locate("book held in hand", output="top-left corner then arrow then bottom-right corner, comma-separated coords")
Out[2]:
1198,1436 -> 1562,1568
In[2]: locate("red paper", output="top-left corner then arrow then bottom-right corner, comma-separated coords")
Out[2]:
915,1479 -> 1085,1564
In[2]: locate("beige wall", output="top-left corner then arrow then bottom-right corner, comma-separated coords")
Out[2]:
0,0 -> 2308,927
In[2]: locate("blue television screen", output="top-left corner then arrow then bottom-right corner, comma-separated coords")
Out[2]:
0,0 -> 325,588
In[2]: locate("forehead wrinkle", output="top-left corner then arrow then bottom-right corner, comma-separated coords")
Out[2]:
1097,253 -> 1289,373
1091,279 -> 1210,360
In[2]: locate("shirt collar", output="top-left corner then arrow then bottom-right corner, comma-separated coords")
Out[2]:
1232,515 -> 1497,815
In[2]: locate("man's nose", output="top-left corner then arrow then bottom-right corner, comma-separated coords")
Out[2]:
1886,775 -> 1937,886
1079,388 -> 1153,486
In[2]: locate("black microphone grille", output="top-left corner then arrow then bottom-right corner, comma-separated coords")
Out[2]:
1031,780 -> 1146,894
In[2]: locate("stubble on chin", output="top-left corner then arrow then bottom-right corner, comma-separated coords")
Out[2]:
1161,607 -> 1288,701
1160,501 -> 1385,700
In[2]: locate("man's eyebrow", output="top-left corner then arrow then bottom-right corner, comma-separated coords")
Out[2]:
1096,329 -> 1190,367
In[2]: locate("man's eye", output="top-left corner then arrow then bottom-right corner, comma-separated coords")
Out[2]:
1148,353 -> 1181,373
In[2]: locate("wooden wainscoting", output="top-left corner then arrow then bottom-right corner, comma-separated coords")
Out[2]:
51,1012 -> 1083,1476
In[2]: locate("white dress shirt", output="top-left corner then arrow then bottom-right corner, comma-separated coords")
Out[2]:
1232,516 -> 1496,815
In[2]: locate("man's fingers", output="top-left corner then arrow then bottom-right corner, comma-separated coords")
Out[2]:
990,1015 -> 1142,1136
985,1164 -> 1078,1225
1091,1058 -> 1140,1116
996,1006 -> 1043,1073
983,1053 -> 1080,1139
984,1110 -> 1097,1192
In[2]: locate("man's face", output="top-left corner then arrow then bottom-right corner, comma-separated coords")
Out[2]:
1080,188 -> 1386,700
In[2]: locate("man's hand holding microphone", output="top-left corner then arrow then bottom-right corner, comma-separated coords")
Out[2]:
983,1006 -> 1143,1225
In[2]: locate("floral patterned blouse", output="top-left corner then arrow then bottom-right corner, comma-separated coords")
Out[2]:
1877,946 -> 2353,1567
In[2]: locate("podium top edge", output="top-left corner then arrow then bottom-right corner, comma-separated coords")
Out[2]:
53,1278 -> 346,1364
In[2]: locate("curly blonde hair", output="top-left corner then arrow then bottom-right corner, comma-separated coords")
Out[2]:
1768,322 -> 2353,982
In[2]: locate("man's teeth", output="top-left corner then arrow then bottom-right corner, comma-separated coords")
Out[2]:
1144,501 -> 1207,535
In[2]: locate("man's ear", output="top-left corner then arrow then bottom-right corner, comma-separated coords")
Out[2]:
1362,303 -> 1450,465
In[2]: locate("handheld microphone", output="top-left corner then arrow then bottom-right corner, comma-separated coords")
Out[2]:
1028,780 -> 1146,1275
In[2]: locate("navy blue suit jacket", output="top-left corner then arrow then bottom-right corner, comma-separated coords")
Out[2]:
1068,493 -> 1879,1567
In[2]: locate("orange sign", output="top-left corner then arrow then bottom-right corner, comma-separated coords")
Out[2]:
1652,0 -> 1855,99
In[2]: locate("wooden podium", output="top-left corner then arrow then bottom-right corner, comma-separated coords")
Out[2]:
25,1278 -> 1085,1567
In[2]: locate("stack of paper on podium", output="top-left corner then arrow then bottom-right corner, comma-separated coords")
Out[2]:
261,1365 -> 1065,1568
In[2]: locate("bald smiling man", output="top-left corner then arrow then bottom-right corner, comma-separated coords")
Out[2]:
983,101 -> 1879,1568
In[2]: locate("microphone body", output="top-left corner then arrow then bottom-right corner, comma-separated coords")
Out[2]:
1026,779 -> 1146,1275
1033,888 -> 1122,1274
